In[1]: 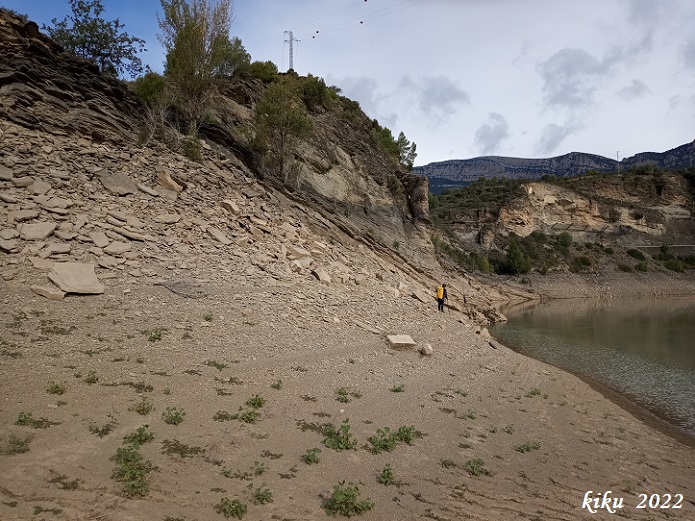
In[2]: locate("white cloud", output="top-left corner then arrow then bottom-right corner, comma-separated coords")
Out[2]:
474,113 -> 510,155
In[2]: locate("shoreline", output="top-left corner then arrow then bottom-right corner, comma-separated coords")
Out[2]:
492,332 -> 695,449
490,291 -> 695,450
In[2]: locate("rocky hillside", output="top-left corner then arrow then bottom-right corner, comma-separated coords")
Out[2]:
416,142 -> 695,193
0,9 -> 505,315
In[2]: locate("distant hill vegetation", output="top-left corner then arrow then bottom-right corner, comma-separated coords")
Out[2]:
415,142 -> 695,194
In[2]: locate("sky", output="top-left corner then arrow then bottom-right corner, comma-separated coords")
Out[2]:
4,0 -> 695,166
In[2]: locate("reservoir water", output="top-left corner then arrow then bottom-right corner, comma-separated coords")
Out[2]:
490,298 -> 695,440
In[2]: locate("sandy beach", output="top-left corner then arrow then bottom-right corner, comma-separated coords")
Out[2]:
1,267 -> 694,521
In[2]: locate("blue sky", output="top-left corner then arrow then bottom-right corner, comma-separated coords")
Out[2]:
3,0 -> 695,166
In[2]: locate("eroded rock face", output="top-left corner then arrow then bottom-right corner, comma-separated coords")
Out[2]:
0,10 -> 142,144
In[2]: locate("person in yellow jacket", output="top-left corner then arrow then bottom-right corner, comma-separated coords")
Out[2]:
436,283 -> 448,312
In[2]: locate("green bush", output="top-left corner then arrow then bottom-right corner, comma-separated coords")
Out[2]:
556,232 -> 573,249
626,248 -> 646,261
245,60 -> 278,82
133,71 -> 166,106
323,482 -> 374,517
635,262 -> 648,272
664,259 -> 685,272
181,134 -> 202,161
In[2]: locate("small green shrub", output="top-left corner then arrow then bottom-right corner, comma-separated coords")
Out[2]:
204,359 -> 227,371
626,248 -> 646,261
246,394 -> 266,409
213,411 -> 236,422
237,408 -> 260,424
664,259 -> 685,272
46,382 -> 66,395
270,379 -> 283,390
368,428 -> 397,454
123,426 -> 154,448
162,406 -> 186,425
84,371 -> 99,385
131,396 -> 154,416
181,134 -> 202,161
635,261 -> 648,272
323,482 -> 374,517
0,434 -> 33,455
464,458 -> 491,476
335,387 -> 361,403
390,384 -> 405,393
15,412 -> 58,429
515,441 -> 541,453
322,419 -> 357,451
216,497 -> 247,519
302,447 -> 321,464
377,464 -> 395,485
143,328 -> 166,342
250,485 -> 273,505
111,446 -> 154,497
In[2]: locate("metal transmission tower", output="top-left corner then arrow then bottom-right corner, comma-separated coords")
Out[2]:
284,31 -> 300,70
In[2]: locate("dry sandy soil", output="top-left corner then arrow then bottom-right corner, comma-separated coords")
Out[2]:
1,265 -> 694,521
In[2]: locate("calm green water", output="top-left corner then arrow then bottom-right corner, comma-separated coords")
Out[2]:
490,298 -> 695,438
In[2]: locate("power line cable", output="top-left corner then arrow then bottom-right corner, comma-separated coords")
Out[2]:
297,0 -> 426,40
291,0 -> 370,32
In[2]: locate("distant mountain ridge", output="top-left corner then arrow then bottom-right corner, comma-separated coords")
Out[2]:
414,141 -> 695,193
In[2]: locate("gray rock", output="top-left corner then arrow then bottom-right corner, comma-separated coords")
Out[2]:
54,230 -> 77,241
48,262 -> 105,294
153,213 -> 181,224
12,177 -> 34,187
44,242 -> 72,255
420,343 -> 434,356
206,226 -> 233,245
89,231 -> 111,248
44,197 -> 72,209
29,257 -> 55,269
29,180 -> 52,195
31,285 -> 66,301
19,222 -> 57,240
99,171 -> 138,195
103,241 -> 132,255
221,200 -> 241,215
0,238 -> 19,252
412,289 -> 431,304
0,165 -> 14,181
9,210 -> 41,222
137,183 -> 159,197
312,267 -> 332,284
0,228 -> 19,240
387,334 -> 416,351
157,172 -> 184,193
354,320 -> 382,334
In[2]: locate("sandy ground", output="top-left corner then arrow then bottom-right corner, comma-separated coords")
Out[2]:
1,269 -> 694,521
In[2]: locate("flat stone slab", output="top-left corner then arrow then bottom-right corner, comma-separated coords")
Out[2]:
9,209 -> 41,222
29,180 -> 52,195
19,222 -> 57,240
206,226 -> 232,245
312,267 -> 331,284
153,213 -> 181,224
99,171 -> 138,196
411,289 -> 432,304
0,165 -> 14,181
31,285 -> 66,301
103,241 -> 132,255
48,262 -> 105,294
387,334 -> 416,350
88,231 -> 110,248
354,320 -> 382,335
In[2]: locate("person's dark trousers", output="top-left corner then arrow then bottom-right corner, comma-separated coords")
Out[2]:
438,298 -> 445,311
